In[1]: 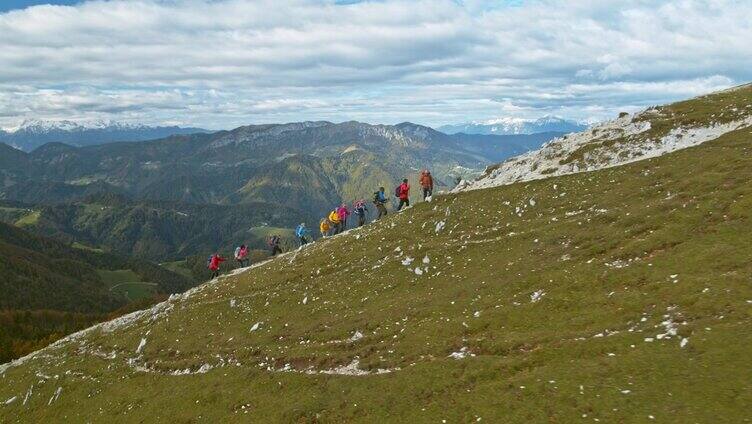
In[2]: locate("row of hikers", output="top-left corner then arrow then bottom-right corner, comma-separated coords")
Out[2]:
319,169 -> 434,238
207,170 -> 434,278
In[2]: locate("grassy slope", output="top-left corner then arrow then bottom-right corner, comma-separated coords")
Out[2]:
2,128 -> 752,422
161,260 -> 194,280
97,269 -> 158,302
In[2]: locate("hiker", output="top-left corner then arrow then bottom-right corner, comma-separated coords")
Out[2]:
328,209 -> 341,234
208,252 -> 226,279
320,218 -> 331,238
373,187 -> 388,220
267,235 -> 283,256
353,199 -> 369,227
397,178 -> 410,210
295,223 -> 310,247
337,203 -> 350,231
234,244 -> 249,267
420,170 -> 434,201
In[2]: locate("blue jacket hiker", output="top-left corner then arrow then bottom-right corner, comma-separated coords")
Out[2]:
373,187 -> 388,220
295,223 -> 310,246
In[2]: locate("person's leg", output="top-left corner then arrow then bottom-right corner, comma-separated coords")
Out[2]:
423,188 -> 428,200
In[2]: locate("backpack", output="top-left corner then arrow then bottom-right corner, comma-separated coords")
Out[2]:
373,192 -> 380,203
395,186 -> 401,197
207,255 -> 213,269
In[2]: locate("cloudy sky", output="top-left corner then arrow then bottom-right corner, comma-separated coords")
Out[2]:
0,0 -> 750,130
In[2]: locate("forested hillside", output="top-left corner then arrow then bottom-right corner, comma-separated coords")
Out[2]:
0,222 -> 194,362
0,196 -> 309,260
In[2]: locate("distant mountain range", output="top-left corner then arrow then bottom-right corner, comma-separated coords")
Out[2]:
0,119 -> 209,152
439,116 -> 589,135
0,121 -> 561,259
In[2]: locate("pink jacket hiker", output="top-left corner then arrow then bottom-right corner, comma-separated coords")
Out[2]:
337,206 -> 350,221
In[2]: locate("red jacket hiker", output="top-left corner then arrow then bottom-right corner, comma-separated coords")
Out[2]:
209,254 -> 225,271
398,182 -> 410,200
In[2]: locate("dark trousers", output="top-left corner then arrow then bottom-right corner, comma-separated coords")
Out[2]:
271,246 -> 282,256
299,236 -> 309,246
210,270 -> 220,279
422,187 -> 432,200
398,198 -> 410,210
237,259 -> 248,268
376,203 -> 387,219
358,215 -> 366,226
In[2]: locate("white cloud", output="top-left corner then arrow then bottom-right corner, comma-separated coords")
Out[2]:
0,0 -> 750,129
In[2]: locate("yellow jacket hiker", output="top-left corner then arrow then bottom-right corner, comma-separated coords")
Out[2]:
328,210 -> 340,224
320,219 -> 330,236
328,209 -> 342,235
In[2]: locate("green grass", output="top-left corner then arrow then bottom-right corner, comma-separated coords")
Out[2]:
2,124 -> 752,421
71,241 -> 105,252
13,210 -> 40,227
109,282 -> 158,302
248,226 -> 295,239
160,260 -> 194,279
96,269 -> 157,302
563,83 -> 752,168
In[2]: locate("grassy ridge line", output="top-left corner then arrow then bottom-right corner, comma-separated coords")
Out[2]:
1,129 -> 752,422
460,84 -> 752,192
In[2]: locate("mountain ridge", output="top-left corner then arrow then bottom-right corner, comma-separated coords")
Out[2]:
455,84 -> 752,192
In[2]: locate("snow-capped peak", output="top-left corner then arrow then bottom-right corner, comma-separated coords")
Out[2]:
438,115 -> 589,136
481,115 -> 568,126
8,119 -> 150,134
